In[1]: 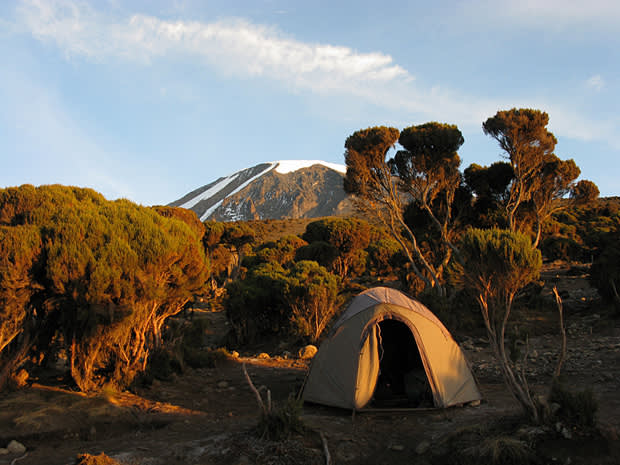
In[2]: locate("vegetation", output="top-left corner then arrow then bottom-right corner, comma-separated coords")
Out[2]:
0,185 -> 209,391
453,228 -> 543,421
343,124 -> 466,295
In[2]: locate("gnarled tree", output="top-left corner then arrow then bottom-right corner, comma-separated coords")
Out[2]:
344,124 -> 466,295
483,108 -> 557,232
454,228 -> 543,421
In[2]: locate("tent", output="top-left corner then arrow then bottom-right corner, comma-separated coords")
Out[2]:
302,287 -> 481,410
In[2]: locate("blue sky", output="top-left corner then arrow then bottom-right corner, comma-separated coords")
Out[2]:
1,0 -> 618,205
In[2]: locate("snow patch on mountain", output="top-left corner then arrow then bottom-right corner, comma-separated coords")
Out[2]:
199,163 -> 277,221
178,173 -> 240,210
273,160 -> 346,174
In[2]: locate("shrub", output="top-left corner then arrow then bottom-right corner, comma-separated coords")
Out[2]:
0,185 -> 209,392
256,395 -> 305,440
453,228 -> 543,422
549,382 -> 598,429
286,261 -> 342,342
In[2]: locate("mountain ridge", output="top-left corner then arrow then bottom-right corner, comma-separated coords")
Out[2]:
169,160 -> 354,222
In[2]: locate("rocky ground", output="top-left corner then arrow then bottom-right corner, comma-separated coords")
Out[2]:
1,262 -> 619,465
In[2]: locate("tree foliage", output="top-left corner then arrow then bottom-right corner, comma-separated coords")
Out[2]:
571,180 -> 600,205
0,185 -> 209,392
453,228 -> 542,421
344,123 -> 467,295
483,109 -> 557,232
286,261 -> 343,342
301,218 -> 370,279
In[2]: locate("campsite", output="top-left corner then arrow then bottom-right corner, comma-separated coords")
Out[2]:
1,260 -> 619,465
1,117 -> 619,464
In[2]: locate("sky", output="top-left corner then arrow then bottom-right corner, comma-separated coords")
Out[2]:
1,0 -> 618,206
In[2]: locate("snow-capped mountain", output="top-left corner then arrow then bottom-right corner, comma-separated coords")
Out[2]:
169,160 -> 354,221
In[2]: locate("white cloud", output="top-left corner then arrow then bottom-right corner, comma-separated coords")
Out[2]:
462,0 -> 620,30
586,75 -> 605,92
18,0 -> 410,90
13,0 -> 619,151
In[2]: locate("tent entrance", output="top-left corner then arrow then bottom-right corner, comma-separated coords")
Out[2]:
371,319 -> 433,408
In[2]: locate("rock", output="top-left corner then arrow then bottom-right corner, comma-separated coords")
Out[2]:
235,455 -> 251,465
14,369 -> 29,387
390,444 -> 404,451
416,440 -> 430,455
469,399 -> 481,407
7,440 -> 26,454
257,352 -> 270,360
298,345 -> 318,359
335,442 -> 358,462
0,448 -> 8,455
217,381 -> 229,389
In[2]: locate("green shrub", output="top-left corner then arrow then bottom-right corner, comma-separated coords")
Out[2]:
257,395 -> 305,441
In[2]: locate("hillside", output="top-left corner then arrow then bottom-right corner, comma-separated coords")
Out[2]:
170,160 -> 355,222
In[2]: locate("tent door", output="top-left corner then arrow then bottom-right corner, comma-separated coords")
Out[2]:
354,324 -> 381,409
371,319 -> 433,408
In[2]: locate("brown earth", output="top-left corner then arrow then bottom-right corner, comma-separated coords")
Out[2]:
1,262 -> 620,465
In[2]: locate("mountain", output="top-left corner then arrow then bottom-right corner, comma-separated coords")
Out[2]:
169,160 -> 355,222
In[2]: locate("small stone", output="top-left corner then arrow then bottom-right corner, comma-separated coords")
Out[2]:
257,352 -> 270,360
298,345 -> 318,359
390,444 -> 404,451
416,440 -> 430,455
217,381 -> 229,389
469,399 -> 481,407
14,369 -> 29,387
7,440 -> 26,454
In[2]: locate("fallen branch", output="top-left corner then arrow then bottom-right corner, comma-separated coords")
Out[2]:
243,362 -> 266,414
320,432 -> 331,465
552,286 -> 567,381
11,452 -> 29,465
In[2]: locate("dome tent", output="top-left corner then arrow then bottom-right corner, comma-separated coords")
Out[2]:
302,287 -> 481,410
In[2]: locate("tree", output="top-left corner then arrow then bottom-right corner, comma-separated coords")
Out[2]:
0,225 -> 42,389
453,228 -> 543,421
529,154 -> 581,247
286,261 -> 342,342
224,262 -> 290,344
393,122 -> 465,275
483,108 -> 557,232
571,180 -> 600,205
301,218 -> 371,279
344,124 -> 466,295
0,185 -> 209,392
463,162 -> 513,228
254,235 -> 308,267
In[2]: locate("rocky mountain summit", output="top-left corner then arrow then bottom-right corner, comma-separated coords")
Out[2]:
170,160 -> 354,221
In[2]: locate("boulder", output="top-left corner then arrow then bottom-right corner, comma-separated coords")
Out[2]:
298,345 -> 318,359
7,440 -> 26,454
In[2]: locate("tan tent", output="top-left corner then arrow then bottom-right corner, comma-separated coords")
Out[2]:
302,287 -> 481,410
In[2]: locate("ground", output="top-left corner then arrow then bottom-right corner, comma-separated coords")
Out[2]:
1,262 -> 619,465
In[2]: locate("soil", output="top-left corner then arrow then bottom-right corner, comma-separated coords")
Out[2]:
1,262 -> 619,465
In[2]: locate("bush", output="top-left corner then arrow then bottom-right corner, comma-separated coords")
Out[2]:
590,235 -> 620,312
0,185 -> 209,392
286,261 -> 342,343
257,395 -> 305,441
541,236 -> 586,262
549,382 -> 598,429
